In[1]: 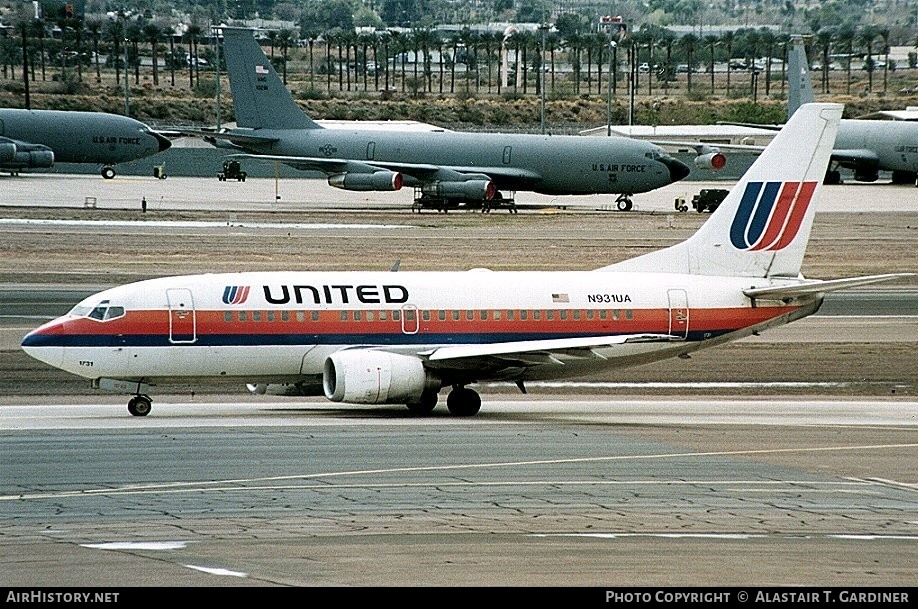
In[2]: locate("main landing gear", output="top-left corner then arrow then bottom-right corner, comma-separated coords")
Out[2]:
101,165 -> 116,179
616,193 -> 634,211
127,394 -> 152,416
404,385 -> 481,417
446,385 -> 481,416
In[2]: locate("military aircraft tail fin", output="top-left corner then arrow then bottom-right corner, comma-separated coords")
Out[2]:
598,103 -> 842,279
221,27 -> 321,130
787,35 -> 816,120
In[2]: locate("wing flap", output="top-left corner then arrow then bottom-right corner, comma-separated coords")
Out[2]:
423,333 -> 680,365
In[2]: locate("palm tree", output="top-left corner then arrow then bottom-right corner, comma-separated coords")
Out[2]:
877,27 -> 890,94
126,21 -> 142,85
704,34 -> 718,93
185,22 -> 202,88
168,26 -> 176,87
566,31 -> 582,95
33,18 -> 46,81
279,28 -> 297,87
303,28 -> 319,89
814,28 -> 833,94
106,18 -> 124,86
679,33 -> 699,93
518,30 -> 534,95
85,19 -> 103,83
835,24 -> 855,95
857,25 -> 879,93
721,30 -> 735,96
143,22 -> 161,86
758,28 -> 776,96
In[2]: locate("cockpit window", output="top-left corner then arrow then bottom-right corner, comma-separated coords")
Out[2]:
104,306 -> 125,320
70,300 -> 125,321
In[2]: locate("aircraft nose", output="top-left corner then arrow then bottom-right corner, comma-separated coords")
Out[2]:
661,155 -> 691,183
152,130 -> 172,153
21,327 -> 64,370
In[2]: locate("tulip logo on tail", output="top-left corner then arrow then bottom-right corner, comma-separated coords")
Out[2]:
729,181 -> 817,251
223,286 -> 250,305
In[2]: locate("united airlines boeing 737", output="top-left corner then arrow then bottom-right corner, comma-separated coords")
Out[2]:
21,103 -> 911,416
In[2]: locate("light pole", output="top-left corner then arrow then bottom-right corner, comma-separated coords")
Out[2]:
214,24 -> 223,130
606,40 -> 616,136
120,11 -> 131,116
540,23 -> 548,134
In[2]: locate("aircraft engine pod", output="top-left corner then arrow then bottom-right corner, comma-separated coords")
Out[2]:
323,350 -> 440,404
421,179 -> 496,200
0,142 -> 55,168
328,171 -> 403,191
694,151 -> 727,171
0,143 -> 17,162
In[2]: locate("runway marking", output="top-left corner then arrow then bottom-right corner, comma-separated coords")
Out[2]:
534,533 -> 918,541
0,218 -> 414,230
184,565 -> 248,577
3,442 -> 916,502
82,541 -> 191,550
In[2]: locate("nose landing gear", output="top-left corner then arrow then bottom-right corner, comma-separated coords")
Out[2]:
127,394 -> 152,416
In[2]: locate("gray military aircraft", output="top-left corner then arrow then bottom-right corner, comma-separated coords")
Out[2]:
0,108 -> 171,178
716,37 -> 918,186
208,27 -> 690,211
786,37 -> 918,185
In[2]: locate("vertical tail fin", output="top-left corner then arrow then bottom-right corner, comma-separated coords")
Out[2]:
599,103 -> 842,279
787,36 -> 816,120
221,27 -> 321,130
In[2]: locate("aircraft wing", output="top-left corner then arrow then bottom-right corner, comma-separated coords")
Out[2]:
227,152 -> 543,186
651,140 -> 764,153
415,333 -> 681,373
180,129 -> 280,146
716,121 -> 782,132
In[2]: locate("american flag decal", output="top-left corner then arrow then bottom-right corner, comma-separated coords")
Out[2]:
552,293 -> 569,303
255,65 -> 269,74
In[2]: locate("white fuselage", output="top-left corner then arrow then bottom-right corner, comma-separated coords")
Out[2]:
22,270 -> 812,388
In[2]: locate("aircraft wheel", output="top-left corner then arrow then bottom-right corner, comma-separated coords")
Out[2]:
616,198 -> 633,211
824,170 -> 842,185
101,166 -> 116,180
406,390 -> 438,415
447,387 -> 481,417
127,395 -> 152,417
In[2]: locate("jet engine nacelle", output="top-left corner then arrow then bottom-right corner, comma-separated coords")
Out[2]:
421,179 -> 496,200
323,350 -> 439,404
328,171 -> 403,191
694,151 -> 727,171
0,143 -> 54,168
0,143 -> 17,162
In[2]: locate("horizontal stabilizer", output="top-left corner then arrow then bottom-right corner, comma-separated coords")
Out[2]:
744,273 -> 914,300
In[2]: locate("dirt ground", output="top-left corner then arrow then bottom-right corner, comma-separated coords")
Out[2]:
2,205 -> 916,399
